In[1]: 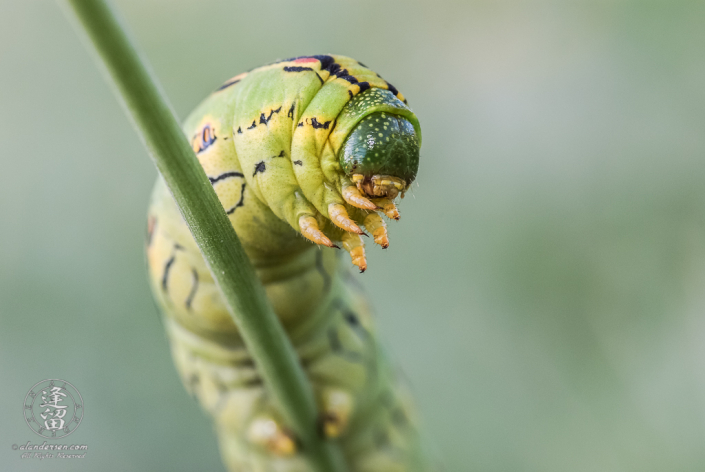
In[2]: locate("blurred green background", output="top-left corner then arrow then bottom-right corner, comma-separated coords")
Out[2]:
2,1 -> 705,470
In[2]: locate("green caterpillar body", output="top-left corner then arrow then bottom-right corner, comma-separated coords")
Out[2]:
146,55 -> 427,471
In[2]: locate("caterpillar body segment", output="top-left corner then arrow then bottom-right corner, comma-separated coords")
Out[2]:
146,55 -> 427,471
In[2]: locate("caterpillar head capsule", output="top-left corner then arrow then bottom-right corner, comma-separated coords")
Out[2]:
340,112 -> 420,200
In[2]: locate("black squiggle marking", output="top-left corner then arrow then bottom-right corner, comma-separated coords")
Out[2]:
313,55 -> 335,71
247,120 -> 257,130
344,309 -> 371,342
216,78 -> 241,91
276,150 -> 285,158
327,63 -> 343,76
310,117 -> 331,129
329,65 -> 360,86
185,268 -> 198,311
357,82 -> 371,94
237,126 -> 242,134
283,66 -> 324,84
287,102 -> 296,119
161,256 -> 175,292
327,298 -> 378,379
160,244 -> 185,294
259,106 -> 282,125
344,311 -> 360,327
327,328 -> 364,363
225,183 -> 246,215
284,66 -> 313,72
293,160 -> 303,166
209,171 -> 244,185
385,81 -> 399,97
253,161 -> 266,176
339,75 -> 358,85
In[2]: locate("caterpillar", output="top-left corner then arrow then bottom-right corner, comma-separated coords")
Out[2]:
146,55 -> 427,471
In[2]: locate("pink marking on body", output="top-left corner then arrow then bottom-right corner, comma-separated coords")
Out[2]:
293,58 -> 319,64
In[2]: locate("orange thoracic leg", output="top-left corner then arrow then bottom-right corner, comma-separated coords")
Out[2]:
342,185 -> 377,211
372,198 -> 400,220
299,215 -> 335,247
342,231 -> 367,273
329,203 -> 364,234
364,212 -> 389,249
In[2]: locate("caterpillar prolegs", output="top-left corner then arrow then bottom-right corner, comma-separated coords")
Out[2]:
146,55 -> 427,471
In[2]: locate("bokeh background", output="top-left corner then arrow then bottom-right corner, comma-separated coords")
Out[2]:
2,1 -> 705,471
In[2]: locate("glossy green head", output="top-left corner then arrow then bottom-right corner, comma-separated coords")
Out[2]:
336,88 -> 421,199
340,112 -> 420,181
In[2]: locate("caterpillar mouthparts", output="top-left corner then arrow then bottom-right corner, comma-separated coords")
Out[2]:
351,174 -> 406,199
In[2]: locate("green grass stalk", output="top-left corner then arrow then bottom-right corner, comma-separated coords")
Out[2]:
61,1 -> 347,470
